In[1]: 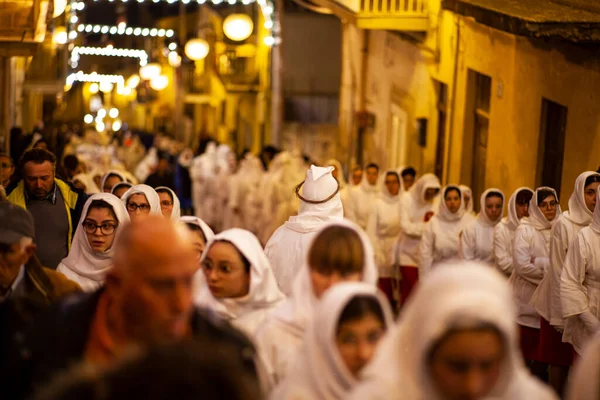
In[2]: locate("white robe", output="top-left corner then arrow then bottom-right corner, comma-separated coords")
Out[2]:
271,282 -> 393,400
459,188 -> 505,265
190,143 -> 218,227
561,186 -> 600,354
255,220 -> 378,391
193,228 -> 285,338
57,193 -> 130,291
494,187 -> 534,277
349,263 -> 558,400
396,173 -> 441,267
566,332 -> 600,399
532,172 -> 599,328
346,174 -> 379,230
419,185 -> 469,277
512,187 -> 561,329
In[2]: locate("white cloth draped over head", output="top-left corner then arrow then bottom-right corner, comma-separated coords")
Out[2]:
506,187 -> 534,231
409,173 -> 441,207
437,185 -> 465,221
180,216 -> 215,243
110,181 -> 132,195
121,184 -> 162,215
72,173 -> 100,194
274,282 -> 394,400
326,159 -> 347,188
266,165 -> 344,295
459,184 -> 474,214
565,171 -> 600,226
100,170 -> 127,192
377,169 -> 404,201
477,188 -> 505,227
155,186 -> 181,220
350,263 -> 558,400
57,193 -> 130,292
194,228 -> 285,335
524,186 -> 562,230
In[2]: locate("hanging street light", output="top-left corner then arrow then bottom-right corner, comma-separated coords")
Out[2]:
53,26 -> 68,45
184,38 -> 209,61
139,63 -> 162,80
223,14 -> 254,42
150,75 -> 169,91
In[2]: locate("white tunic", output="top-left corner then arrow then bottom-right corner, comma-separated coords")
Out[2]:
346,176 -> 379,230
459,188 -> 505,265
349,263 -> 558,400
532,172 -> 599,327
512,187 -> 561,329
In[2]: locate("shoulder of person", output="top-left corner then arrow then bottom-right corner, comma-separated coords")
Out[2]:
41,267 -> 82,297
191,307 -> 256,353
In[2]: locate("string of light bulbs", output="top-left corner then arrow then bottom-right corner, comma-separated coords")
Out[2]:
66,71 -> 126,86
76,24 -> 175,37
71,46 -> 149,66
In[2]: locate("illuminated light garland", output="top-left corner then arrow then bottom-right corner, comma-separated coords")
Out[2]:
65,71 -> 126,86
76,24 -> 175,38
71,46 -> 149,66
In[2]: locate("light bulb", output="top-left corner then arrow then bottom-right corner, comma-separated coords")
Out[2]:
184,38 -> 209,60
84,114 -> 94,124
112,120 -> 122,131
109,108 -> 119,118
223,14 -> 254,42
97,109 -> 107,118
126,74 -> 141,88
89,82 -> 100,94
139,63 -> 161,80
53,26 -> 68,45
150,75 -> 168,91
168,51 -> 181,67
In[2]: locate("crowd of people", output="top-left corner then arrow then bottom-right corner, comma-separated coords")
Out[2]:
1,127 -> 600,400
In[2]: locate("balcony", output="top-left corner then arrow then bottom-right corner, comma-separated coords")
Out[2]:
0,0 -> 48,53
357,0 -> 429,31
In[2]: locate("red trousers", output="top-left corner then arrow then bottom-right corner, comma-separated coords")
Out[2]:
399,266 -> 419,306
539,318 -> 574,366
378,277 -> 397,309
519,325 -> 541,362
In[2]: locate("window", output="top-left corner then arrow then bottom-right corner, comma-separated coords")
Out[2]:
537,99 -> 568,199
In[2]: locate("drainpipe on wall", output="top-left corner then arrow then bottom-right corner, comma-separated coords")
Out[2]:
444,16 -> 460,184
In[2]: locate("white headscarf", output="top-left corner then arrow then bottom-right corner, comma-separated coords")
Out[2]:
505,187 -> 534,231
410,173 -> 441,207
276,282 -> 393,399
121,184 -> 162,215
358,165 -> 379,194
437,185 -> 465,222
326,159 -> 348,189
591,186 -> 600,235
58,193 -> 130,284
477,188 -> 505,227
180,216 -> 215,243
194,228 -> 285,320
459,184 -> 474,214
100,170 -> 127,192
72,173 -> 100,194
110,181 -> 133,196
523,187 -> 562,231
564,171 -> 600,226
378,169 -> 403,204
272,219 -> 378,336
156,186 -> 181,221
351,262 -> 557,400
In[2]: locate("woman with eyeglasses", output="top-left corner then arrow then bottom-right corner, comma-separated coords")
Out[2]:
512,187 -> 561,377
121,184 -> 162,223
156,186 -> 181,221
57,193 -> 130,292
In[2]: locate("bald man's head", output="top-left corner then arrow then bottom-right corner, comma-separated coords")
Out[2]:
106,217 -> 199,344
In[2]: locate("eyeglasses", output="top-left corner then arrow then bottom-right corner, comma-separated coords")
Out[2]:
160,200 -> 173,208
1,162 -> 12,169
82,221 -> 117,235
127,202 -> 151,213
539,201 -> 557,210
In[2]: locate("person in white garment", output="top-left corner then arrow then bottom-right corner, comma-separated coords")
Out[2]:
349,262 -> 557,400
532,172 -> 600,392
230,153 -> 265,235
396,172 -> 440,305
181,216 -> 215,264
561,186 -> 600,356
459,184 -> 475,219
367,170 -> 403,308
494,188 -> 534,277
512,187 -> 561,374
110,181 -> 132,199
121,184 -> 162,223
272,282 -> 393,400
100,170 -> 127,193
326,159 -> 350,211
459,188 -> 504,264
400,166 -> 416,192
57,194 -> 130,292
255,220 -> 378,391
155,186 -> 181,221
214,144 -> 237,232
566,333 -> 600,400
193,228 -> 285,338
419,185 -> 470,278
189,142 -> 218,228
72,173 -> 100,195
265,165 -> 343,296
345,163 -> 380,229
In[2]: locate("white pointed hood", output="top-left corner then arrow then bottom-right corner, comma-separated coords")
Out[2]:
564,171 -> 600,226
59,193 -> 130,283
121,184 -> 162,216
194,228 -> 285,320
437,185 -> 465,222
476,188 -> 505,227
523,187 -> 562,231
156,186 -> 181,221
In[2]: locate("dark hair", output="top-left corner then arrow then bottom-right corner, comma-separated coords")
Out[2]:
444,186 -> 461,199
112,182 -> 132,193
33,139 -> 49,149
385,171 -> 400,182
87,200 -> 117,221
156,188 -> 174,201
0,153 -> 13,166
516,189 -> 533,205
63,155 -> 79,171
309,226 -> 364,276
19,148 -> 57,171
366,163 -> 379,172
401,167 -> 417,178
537,189 -> 556,205
214,240 -> 251,274
584,174 -> 600,188
485,191 -> 503,201
337,295 -> 386,331
185,223 -> 208,244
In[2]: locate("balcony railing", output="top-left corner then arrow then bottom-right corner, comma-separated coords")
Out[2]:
357,0 -> 429,31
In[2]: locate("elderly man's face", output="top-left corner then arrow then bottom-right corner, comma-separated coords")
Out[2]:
24,161 -> 55,199
108,220 -> 199,344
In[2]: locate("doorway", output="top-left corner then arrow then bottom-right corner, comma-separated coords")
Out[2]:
537,98 -> 568,199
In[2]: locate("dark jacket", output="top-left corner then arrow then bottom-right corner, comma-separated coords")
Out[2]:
6,290 -> 257,398
6,178 -> 88,248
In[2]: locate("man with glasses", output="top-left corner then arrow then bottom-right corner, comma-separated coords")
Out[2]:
0,153 -> 15,190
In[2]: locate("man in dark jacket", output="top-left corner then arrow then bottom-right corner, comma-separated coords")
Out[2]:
12,217 -> 257,398
7,148 -> 87,269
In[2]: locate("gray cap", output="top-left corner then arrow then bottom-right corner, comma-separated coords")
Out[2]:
0,202 -> 35,245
